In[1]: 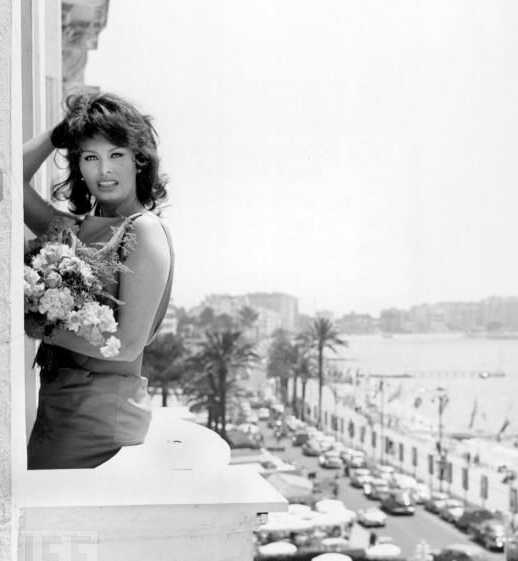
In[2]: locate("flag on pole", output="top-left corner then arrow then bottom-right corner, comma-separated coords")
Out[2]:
496,418 -> 510,441
438,394 -> 449,415
388,382 -> 403,403
496,404 -> 512,441
468,397 -> 478,429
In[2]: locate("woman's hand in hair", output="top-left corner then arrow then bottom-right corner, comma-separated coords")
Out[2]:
50,119 -> 70,149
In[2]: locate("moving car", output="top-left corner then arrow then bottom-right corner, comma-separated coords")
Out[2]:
318,450 -> 344,469
357,507 -> 387,528
381,489 -> 415,514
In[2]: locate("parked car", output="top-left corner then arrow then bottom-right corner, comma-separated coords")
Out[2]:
437,500 -> 464,524
318,451 -> 344,469
357,507 -> 387,527
390,473 -> 418,490
381,489 -> 415,515
411,482 -> 431,504
423,491 -> 450,513
363,478 -> 390,500
432,543 -> 488,561
316,435 -> 338,452
456,508 -> 504,532
348,453 -> 367,469
471,519 -> 507,551
302,439 -> 322,457
372,464 -> 396,482
349,468 -> 373,488
257,407 -> 270,420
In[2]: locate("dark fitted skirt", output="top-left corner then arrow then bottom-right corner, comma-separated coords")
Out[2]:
27,346 -> 152,470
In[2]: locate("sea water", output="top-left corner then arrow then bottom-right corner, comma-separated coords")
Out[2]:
332,333 -> 518,436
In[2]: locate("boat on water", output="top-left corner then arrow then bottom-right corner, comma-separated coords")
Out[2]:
479,371 -> 506,379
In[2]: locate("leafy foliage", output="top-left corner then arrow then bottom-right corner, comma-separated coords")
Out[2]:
142,332 -> 186,406
183,329 -> 258,439
305,317 -> 348,427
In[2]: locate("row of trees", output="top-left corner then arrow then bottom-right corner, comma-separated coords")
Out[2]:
142,306 -> 259,441
142,309 -> 347,441
266,317 -> 347,428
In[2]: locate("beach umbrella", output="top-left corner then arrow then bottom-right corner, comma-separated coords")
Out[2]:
265,472 -> 314,503
314,500 -> 356,524
315,499 -> 348,513
366,543 -> 402,559
311,554 -> 353,561
258,541 -> 297,556
259,512 -> 314,532
321,537 -> 350,551
288,504 -> 312,515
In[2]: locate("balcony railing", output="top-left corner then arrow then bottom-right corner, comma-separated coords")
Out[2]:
15,407 -> 287,561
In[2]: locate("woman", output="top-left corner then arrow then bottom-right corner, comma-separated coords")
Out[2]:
24,90 -> 174,469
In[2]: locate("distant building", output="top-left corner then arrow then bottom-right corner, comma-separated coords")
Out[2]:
337,312 -> 375,334
247,292 -> 299,332
379,308 -> 411,333
316,309 -> 335,322
482,297 -> 518,331
202,294 -> 250,317
253,307 -> 283,339
409,304 -> 432,332
442,301 -> 483,332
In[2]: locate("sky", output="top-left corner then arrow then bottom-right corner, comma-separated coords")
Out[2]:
86,0 -> 518,316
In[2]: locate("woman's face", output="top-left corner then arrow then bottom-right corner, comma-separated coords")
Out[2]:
79,134 -> 139,214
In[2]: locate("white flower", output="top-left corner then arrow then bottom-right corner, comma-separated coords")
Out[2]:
44,270 -> 63,288
38,287 -> 75,322
101,336 -> 121,358
24,266 -> 44,297
32,243 -> 74,272
64,301 -> 117,336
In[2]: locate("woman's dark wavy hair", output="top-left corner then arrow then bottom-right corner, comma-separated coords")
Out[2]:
52,90 -> 168,214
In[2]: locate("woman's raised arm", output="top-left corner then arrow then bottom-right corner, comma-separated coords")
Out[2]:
23,130 -> 78,236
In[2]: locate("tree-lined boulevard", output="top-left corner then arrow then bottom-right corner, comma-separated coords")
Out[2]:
259,421 -> 503,561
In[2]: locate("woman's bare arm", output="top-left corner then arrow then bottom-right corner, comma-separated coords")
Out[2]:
45,216 -> 172,361
24,130 -> 79,235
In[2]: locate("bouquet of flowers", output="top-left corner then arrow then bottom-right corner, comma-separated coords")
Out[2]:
24,217 -> 135,358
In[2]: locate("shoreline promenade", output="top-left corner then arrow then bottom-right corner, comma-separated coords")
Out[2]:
297,378 -> 517,516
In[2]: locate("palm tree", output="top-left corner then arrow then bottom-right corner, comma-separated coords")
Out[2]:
291,331 -> 314,418
193,329 -> 258,440
266,329 -> 295,405
306,317 -> 347,428
142,332 -> 186,406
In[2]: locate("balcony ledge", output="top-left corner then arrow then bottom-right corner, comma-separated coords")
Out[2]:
14,407 -> 287,511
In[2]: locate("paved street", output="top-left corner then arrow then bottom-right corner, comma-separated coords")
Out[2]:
260,422 -> 504,560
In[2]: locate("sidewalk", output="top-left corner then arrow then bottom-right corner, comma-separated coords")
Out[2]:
299,379 -> 516,514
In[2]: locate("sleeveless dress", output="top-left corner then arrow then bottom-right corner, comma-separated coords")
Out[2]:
27,213 -> 174,470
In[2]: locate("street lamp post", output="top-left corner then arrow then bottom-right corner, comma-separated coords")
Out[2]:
379,380 -> 385,464
435,387 -> 449,492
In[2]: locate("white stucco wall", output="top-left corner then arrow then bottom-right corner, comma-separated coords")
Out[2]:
0,2 -> 24,561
